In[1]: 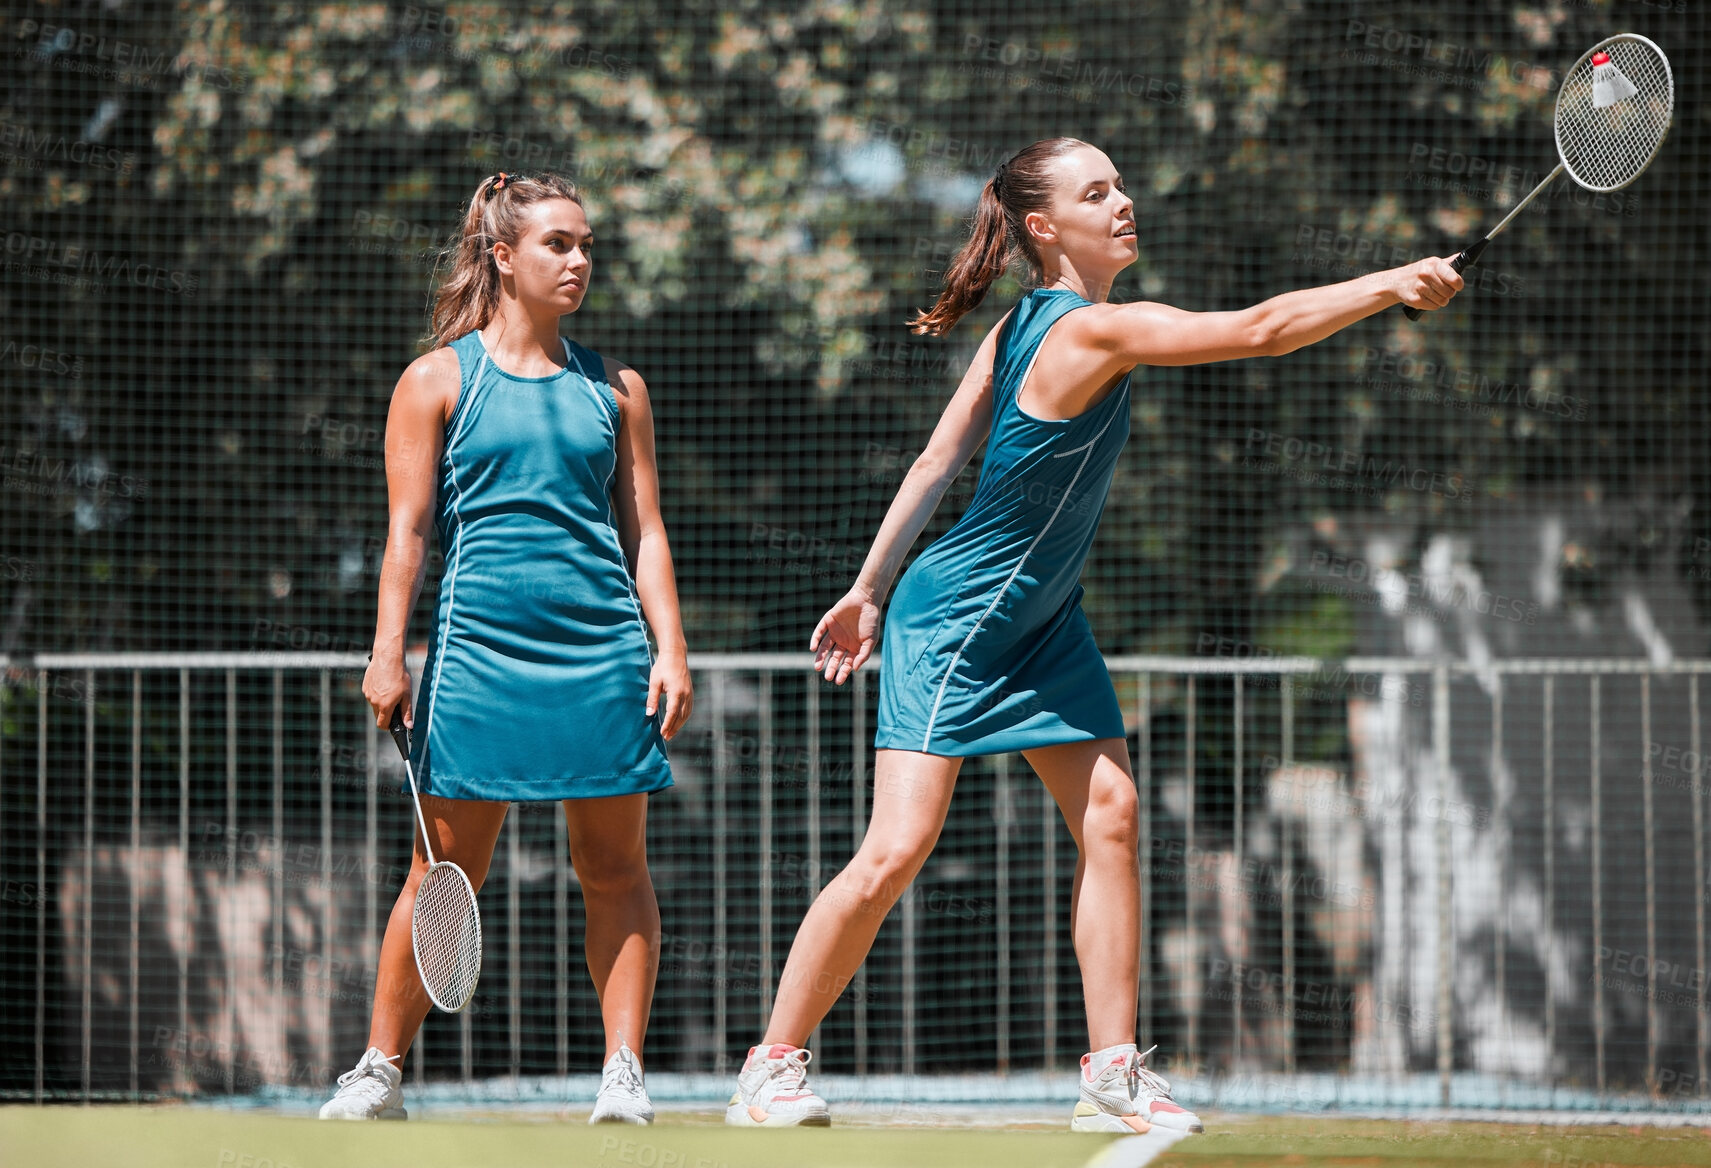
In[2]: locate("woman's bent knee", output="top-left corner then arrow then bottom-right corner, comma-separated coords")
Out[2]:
574,856 -> 653,897
1089,774 -> 1140,850
844,844 -> 930,905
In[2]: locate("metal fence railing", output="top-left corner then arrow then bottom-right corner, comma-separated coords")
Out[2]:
2,653 -> 1708,1105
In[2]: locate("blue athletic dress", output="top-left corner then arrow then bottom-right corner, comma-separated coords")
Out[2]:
875,288 -> 1131,757
408,330 -> 673,801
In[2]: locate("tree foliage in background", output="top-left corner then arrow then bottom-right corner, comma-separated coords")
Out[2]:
1,0 -> 1705,660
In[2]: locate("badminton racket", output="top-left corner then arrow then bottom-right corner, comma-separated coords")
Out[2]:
387,703 -> 483,1013
1404,32 -> 1673,321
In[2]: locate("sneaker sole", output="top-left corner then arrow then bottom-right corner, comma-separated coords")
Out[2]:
318,1106 -> 407,1121
1146,1114 -> 1204,1134
724,1101 -> 831,1128
1070,1102 -> 1151,1134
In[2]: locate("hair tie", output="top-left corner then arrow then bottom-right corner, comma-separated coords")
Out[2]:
485,172 -> 513,200
991,160 -> 1008,196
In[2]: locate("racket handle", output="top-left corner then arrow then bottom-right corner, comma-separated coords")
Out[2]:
1402,237 -> 1489,321
388,705 -> 412,763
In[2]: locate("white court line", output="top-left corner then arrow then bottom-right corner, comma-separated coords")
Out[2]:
1082,1127 -> 1194,1168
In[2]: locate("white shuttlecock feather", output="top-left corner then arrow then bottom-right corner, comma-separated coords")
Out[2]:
1590,51 -> 1638,108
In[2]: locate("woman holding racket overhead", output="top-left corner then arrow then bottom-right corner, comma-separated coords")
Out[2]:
727,138 -> 1461,1133
320,172 -> 693,1123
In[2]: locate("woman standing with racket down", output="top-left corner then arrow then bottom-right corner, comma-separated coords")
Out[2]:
320,173 -> 693,1123
727,138 -> 1462,1133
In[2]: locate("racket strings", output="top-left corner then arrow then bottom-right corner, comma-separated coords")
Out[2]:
414,862 -> 483,1011
1556,39 -> 1672,191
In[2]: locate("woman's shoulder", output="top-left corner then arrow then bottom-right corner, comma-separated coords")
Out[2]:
391,344 -> 462,415
562,340 -> 638,390
559,338 -> 646,418
405,342 -> 463,382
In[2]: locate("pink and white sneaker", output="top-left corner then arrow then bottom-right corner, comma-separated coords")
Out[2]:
1071,1043 -> 1203,1134
724,1043 -> 832,1127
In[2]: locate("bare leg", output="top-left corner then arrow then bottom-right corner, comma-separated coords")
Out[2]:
1023,738 -> 1141,1052
762,749 -> 962,1047
565,793 -> 658,1063
365,795 -> 510,1061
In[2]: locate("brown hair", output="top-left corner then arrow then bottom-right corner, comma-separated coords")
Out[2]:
426,172 -> 586,349
908,137 -> 1089,337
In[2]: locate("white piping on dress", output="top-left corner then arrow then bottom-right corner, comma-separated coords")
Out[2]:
918,398 -> 1122,750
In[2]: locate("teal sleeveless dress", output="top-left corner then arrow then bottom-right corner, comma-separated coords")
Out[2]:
408,331 -> 673,801
875,288 -> 1131,756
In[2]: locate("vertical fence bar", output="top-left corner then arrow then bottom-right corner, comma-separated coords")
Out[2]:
460,981 -> 473,1085
130,669 -> 142,1098
179,668 -> 191,1093
1694,675 -> 1707,1097
1231,674 -> 1244,1067
1281,676 -> 1295,1074
82,669 -> 94,1100
995,751 -> 1011,1071
1137,673 -> 1152,1049
225,669 -> 237,1095
1642,673 -> 1657,1093
1491,677 -> 1504,1053
1433,663 -> 1451,1108
902,781 -> 917,1079
759,672 -> 774,1019
1543,675 -> 1555,1071
1184,676 -> 1197,1066
555,798 -> 569,1078
364,715 -> 379,1028
36,669 -> 46,1102
806,678 -> 822,1057
508,810 -> 520,1081
272,670 -> 285,998
318,670 -> 332,1080
265,673 -> 282,1089
1592,675 -> 1605,1095
0,663 -> 4,1050
712,670 -> 728,1070
1043,747 -> 1057,1065
852,668 -> 868,1076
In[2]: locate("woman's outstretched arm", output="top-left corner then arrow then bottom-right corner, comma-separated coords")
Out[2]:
1039,259 -> 1464,417
811,315 -> 1007,684
1116,258 -> 1463,364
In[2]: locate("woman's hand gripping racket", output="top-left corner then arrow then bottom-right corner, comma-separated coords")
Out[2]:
387,705 -> 483,1013
1405,32 -> 1673,321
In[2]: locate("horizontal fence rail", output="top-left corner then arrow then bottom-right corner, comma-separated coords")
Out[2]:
2,653 -> 1709,1107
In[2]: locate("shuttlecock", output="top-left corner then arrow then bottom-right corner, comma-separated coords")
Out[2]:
1590,50 -> 1638,108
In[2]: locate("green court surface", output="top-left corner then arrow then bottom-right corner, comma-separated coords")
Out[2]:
6,1110 -> 1711,1168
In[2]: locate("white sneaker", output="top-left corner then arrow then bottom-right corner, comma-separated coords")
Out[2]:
724,1043 -> 831,1127
1132,1045 -> 1203,1132
1071,1043 -> 1203,1134
588,1043 -> 653,1125
319,1046 -> 406,1120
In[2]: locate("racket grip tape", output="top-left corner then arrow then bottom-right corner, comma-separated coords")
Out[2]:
1402,236 -> 1489,321
388,705 -> 411,763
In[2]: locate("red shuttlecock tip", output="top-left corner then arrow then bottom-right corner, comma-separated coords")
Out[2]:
1591,51 -> 1611,66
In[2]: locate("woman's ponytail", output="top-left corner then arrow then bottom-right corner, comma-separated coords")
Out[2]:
907,137 -> 1089,337
908,176 -> 1012,337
